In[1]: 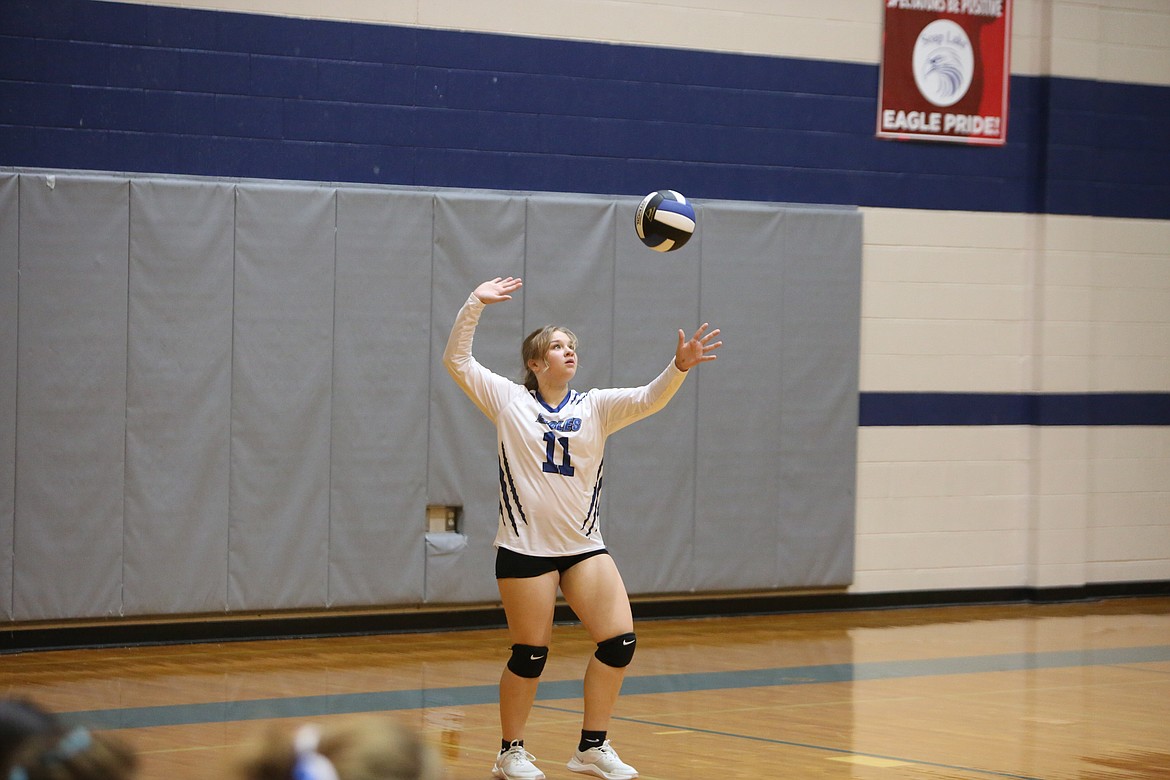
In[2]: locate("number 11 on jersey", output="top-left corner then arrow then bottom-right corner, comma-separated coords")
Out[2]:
541,432 -> 575,476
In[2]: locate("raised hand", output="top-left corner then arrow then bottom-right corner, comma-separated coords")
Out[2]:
473,276 -> 523,304
675,323 -> 722,371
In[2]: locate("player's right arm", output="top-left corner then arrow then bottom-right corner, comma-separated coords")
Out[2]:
443,279 -> 524,420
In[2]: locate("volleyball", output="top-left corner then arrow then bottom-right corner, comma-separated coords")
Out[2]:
634,190 -> 696,252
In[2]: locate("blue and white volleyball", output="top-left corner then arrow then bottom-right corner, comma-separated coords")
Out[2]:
634,190 -> 696,252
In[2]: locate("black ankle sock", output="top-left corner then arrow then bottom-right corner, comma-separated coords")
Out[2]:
578,730 -> 606,752
502,738 -> 523,753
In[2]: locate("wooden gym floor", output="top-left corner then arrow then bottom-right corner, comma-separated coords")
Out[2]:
2,597 -> 1169,779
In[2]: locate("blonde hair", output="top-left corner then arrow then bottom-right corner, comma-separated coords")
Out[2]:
521,325 -> 577,392
6,726 -> 137,780
232,717 -> 443,780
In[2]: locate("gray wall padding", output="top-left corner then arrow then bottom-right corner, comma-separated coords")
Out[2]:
124,180 -> 234,615
0,170 -> 860,621
228,185 -> 338,610
330,190 -> 434,606
0,175 -> 16,621
14,175 -> 129,620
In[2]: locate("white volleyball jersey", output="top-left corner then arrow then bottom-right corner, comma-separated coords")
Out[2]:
444,294 -> 689,556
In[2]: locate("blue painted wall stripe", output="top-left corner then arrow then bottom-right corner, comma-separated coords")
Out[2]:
1,0 -> 1168,219
859,392 -> 1170,427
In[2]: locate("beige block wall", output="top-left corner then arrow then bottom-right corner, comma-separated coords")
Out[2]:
856,208 -> 1170,593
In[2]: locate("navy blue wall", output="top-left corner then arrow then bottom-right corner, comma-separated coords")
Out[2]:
860,393 -> 1170,427
1,0 -> 1167,219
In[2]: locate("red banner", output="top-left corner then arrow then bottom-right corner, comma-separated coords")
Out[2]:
876,0 -> 1012,145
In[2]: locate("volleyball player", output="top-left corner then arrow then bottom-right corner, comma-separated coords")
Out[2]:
443,277 -> 720,780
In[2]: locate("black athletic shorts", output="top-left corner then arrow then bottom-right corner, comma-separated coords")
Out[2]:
495,546 -> 609,579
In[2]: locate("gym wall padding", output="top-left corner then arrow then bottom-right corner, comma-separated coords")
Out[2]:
692,205 -> 861,591
125,179 -> 234,615
15,175 -> 129,621
0,175 -> 15,622
330,190 -> 434,607
0,170 -> 860,621
228,185 -> 337,610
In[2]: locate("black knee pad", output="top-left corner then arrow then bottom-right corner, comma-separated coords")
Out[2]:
594,632 -> 636,668
506,644 -> 549,679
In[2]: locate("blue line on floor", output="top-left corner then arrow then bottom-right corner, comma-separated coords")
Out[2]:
62,644 -> 1170,731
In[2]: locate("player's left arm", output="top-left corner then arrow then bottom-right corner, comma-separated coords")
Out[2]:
600,322 -> 722,433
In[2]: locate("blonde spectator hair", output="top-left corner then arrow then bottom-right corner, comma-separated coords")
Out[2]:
232,717 -> 443,780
